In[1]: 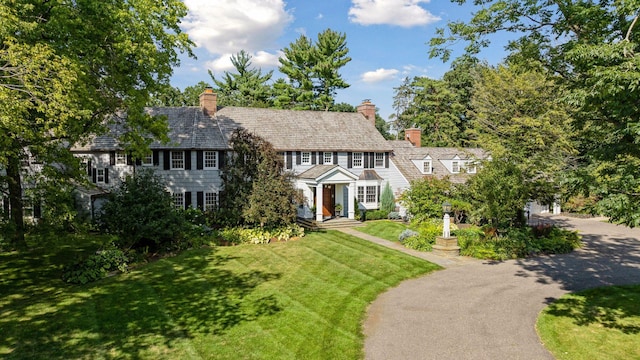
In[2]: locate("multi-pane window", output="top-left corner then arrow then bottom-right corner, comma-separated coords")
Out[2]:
96,169 -> 105,183
172,193 -> 184,209
366,186 -> 377,203
204,151 -> 217,169
452,161 -> 460,173
205,192 -> 218,210
115,152 -> 127,165
323,152 -> 333,164
171,151 -> 184,169
142,153 -> 153,166
466,163 -> 477,174
423,160 -> 432,174
301,152 -> 311,165
357,186 -> 365,203
352,152 -> 363,168
375,153 -> 384,167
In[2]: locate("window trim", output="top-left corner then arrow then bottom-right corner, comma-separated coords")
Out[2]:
115,152 -> 127,166
301,152 -> 311,165
374,153 -> 384,168
142,153 -> 153,166
172,193 -> 184,209
96,168 -> 106,183
170,151 -> 184,170
422,160 -> 432,174
203,151 -> 218,170
204,192 -> 218,210
352,152 -> 363,168
323,152 -> 333,165
452,161 -> 460,174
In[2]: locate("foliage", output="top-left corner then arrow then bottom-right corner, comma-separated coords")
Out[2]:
430,0 -> 640,226
537,285 -> 640,360
457,225 -> 581,260
278,29 -> 351,110
363,209 -> 390,221
0,0 -> 193,248
62,247 -> 128,284
148,81 -> 211,107
398,229 -> 419,243
401,219 -> 447,252
210,50 -> 273,107
97,170 -> 187,251
400,177 -> 454,221
380,181 -> 396,213
218,224 -> 305,245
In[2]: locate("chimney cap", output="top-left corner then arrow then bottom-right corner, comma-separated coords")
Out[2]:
204,86 -> 214,94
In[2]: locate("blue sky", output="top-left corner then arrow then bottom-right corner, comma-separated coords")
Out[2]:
172,0 -> 510,122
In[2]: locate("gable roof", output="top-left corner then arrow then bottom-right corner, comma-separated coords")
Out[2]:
73,106 -> 391,153
389,140 -> 487,184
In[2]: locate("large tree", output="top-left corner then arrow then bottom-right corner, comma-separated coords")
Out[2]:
279,29 -> 351,110
430,0 -> 640,226
1,0 -> 192,248
210,50 -> 273,107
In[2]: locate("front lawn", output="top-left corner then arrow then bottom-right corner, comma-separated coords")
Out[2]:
537,285 -> 640,360
0,231 -> 439,359
355,220 -> 409,242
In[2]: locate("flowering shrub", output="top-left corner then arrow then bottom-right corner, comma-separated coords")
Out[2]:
219,225 -> 305,245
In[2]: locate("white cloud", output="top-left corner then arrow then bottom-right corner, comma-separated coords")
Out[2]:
206,50 -> 283,73
182,0 -> 293,54
316,13 -> 324,20
348,0 -> 441,27
361,68 -> 400,83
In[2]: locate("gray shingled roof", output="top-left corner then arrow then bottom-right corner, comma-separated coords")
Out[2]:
73,106 -> 390,152
359,169 -> 383,181
389,140 -> 487,184
216,107 -> 391,152
297,165 -> 340,180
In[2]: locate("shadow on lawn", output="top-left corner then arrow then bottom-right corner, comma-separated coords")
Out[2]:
0,246 -> 282,359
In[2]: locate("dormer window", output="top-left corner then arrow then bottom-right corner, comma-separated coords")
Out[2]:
115,152 -> 127,166
466,162 -> 477,174
422,160 -> 432,174
452,161 -> 460,173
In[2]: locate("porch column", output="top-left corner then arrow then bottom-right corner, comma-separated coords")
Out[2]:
348,181 -> 356,220
316,185 -> 324,222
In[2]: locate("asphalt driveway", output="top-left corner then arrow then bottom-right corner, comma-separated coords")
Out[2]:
361,215 -> 640,360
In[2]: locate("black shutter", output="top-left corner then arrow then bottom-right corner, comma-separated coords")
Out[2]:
3,197 -> 9,217
219,151 -> 225,169
377,186 -> 381,203
33,202 -> 41,219
385,152 -> 389,168
109,151 -> 116,165
197,191 -> 204,210
318,152 -> 323,164
104,168 -> 109,184
92,168 -> 96,183
197,151 -> 203,170
135,158 -> 142,166
87,160 -> 92,176
370,152 -> 375,168
185,150 -> 191,170
164,150 -> 170,170
333,152 -> 338,165
286,151 -> 293,169
296,151 -> 301,165
348,152 -> 352,168
311,152 -> 316,165
185,192 -> 192,209
153,150 -> 159,166
364,152 -> 370,168
126,153 -> 133,165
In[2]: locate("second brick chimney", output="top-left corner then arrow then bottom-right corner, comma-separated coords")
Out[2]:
199,87 -> 217,116
405,128 -> 422,148
356,99 -> 376,127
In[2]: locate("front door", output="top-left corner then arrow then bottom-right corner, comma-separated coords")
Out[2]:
322,184 -> 335,217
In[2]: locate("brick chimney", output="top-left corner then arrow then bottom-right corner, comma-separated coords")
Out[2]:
405,128 -> 421,147
199,87 -> 217,116
356,99 -> 376,127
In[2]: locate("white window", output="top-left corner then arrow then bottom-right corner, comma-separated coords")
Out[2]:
466,162 -> 477,174
96,168 -> 105,183
423,160 -> 432,174
352,152 -> 363,168
357,186 -> 365,203
366,186 -> 377,203
205,192 -> 218,210
323,152 -> 333,164
142,153 -> 153,166
301,152 -> 311,165
115,152 -> 127,166
204,151 -> 217,169
172,193 -> 184,209
375,153 -> 384,168
452,161 -> 460,173
171,151 -> 184,170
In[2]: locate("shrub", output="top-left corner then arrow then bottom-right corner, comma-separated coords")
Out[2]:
364,209 -> 388,221
398,229 -> 419,243
219,225 -> 305,245
62,248 -> 128,284
380,181 -> 395,213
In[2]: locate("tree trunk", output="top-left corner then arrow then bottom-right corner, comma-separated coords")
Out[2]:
7,153 -> 26,250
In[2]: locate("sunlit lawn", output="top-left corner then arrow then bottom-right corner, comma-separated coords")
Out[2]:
0,230 -> 439,359
537,285 -> 640,360
355,220 -> 409,242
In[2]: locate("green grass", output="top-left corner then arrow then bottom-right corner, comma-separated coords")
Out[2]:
355,220 -> 409,242
537,285 -> 640,360
0,230 -> 439,359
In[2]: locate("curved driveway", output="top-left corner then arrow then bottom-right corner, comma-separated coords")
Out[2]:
360,215 -> 640,360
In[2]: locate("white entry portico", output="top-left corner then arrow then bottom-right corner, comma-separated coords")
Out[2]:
296,165 -> 358,222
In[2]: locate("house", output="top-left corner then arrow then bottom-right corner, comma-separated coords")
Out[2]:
70,89 -> 491,222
